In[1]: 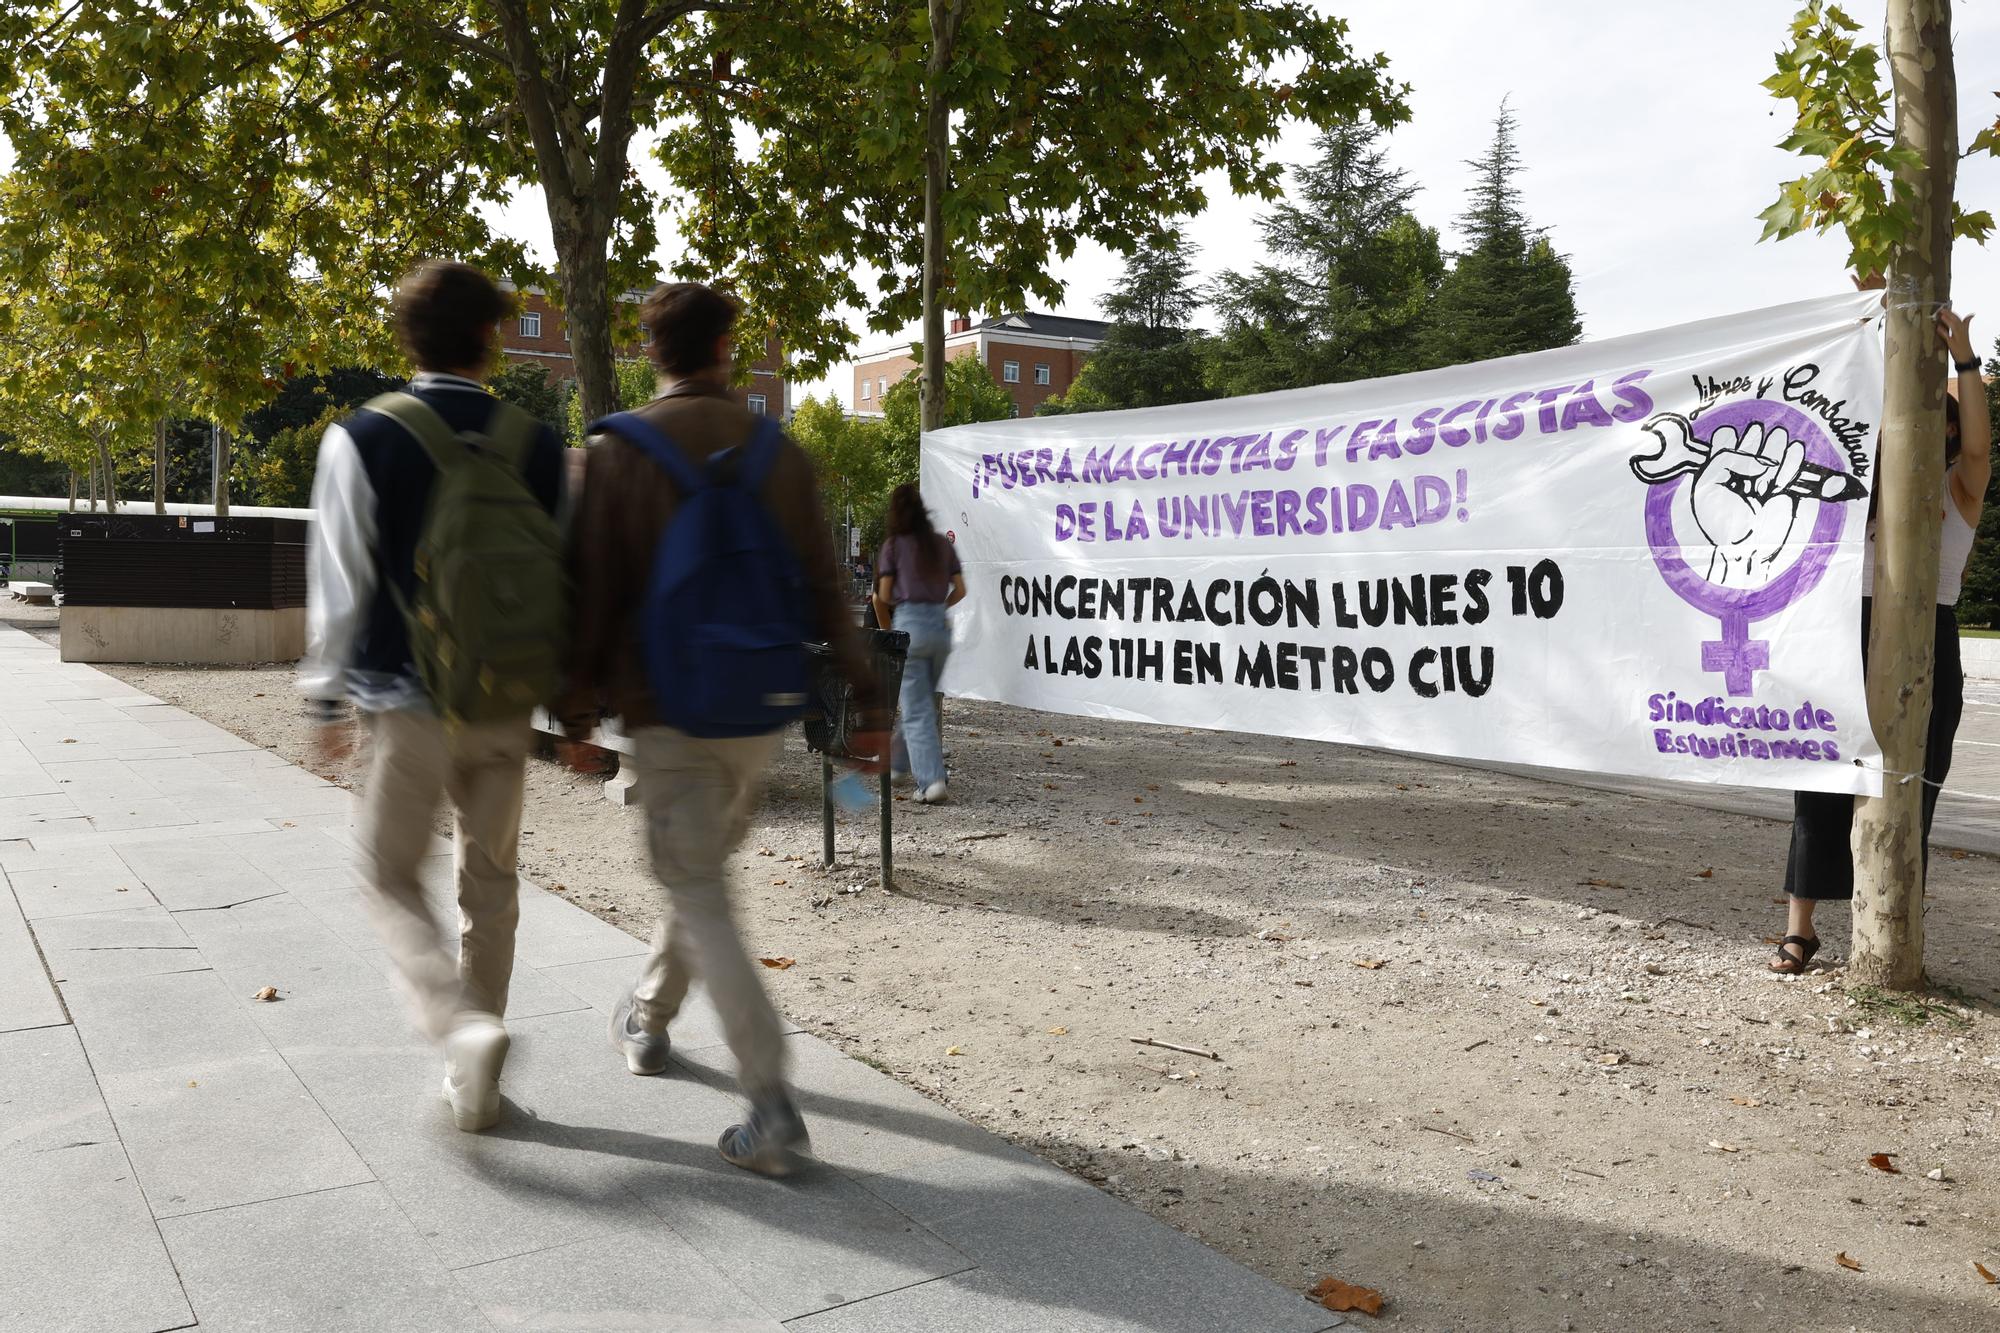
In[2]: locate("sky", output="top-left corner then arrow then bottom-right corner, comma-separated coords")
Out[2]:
482,1 -> 2000,409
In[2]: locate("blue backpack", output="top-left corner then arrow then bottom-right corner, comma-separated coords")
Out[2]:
589,411 -> 811,738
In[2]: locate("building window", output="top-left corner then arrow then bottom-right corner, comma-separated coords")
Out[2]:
859,379 -> 872,401
1034,363 -> 1051,385
1002,360 -> 1020,383
519,312 -> 541,339
747,393 -> 768,416
877,377 -> 887,398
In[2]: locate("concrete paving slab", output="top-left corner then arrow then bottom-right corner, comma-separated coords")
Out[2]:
59,966 -> 275,1078
0,873 -> 64,1033
330,1087 -> 660,1272
112,840 -> 282,911
513,882 -> 650,968
6,862 -> 158,921
0,1026 -> 195,1333
787,1268 -> 1099,1333
99,1049 -> 374,1219
535,952 -> 735,1051
158,1183 -> 490,1332
169,892 -> 385,1001
452,1227 -> 785,1333
862,1148 -> 1340,1333
676,1031 -> 1004,1181
31,905 -> 200,983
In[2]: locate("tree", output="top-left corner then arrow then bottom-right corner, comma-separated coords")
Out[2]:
565,359 -> 659,444
0,2 -> 504,514
789,392 -> 891,545
879,355 -> 1013,505
1760,0 -> 1994,988
1418,102 -> 1580,370
1207,122 -> 1444,395
489,362 -> 569,435
697,1 -> 1407,433
1041,227 -> 1215,414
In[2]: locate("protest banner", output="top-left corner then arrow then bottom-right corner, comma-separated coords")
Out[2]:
921,292 -> 1886,794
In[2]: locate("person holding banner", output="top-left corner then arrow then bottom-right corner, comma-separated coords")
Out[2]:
1773,308 -> 1988,974
874,483 -> 966,803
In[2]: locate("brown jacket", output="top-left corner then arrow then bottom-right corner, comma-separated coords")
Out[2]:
557,381 -> 880,732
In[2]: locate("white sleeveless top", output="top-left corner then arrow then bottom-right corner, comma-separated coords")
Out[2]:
1860,502 -> 1978,606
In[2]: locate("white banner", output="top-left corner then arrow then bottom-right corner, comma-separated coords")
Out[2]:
922,292 -> 1886,794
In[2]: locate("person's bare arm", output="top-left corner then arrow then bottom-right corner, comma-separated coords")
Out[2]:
874,575 -> 895,630
1943,309 -> 1989,525
945,572 -> 967,607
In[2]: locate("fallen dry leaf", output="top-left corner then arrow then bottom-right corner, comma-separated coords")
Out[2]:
1104,818 -> 1121,825
1867,1153 -> 1901,1175
251,986 -> 279,1002
1353,958 -> 1387,970
771,879 -> 788,887
946,1045 -> 963,1056
757,847 -> 773,856
1277,759 -> 1297,768
1835,1252 -> 1863,1273
1047,1026 -> 1068,1036
1596,1053 -> 1624,1067
757,957 -> 796,970
1974,1261 -> 1997,1284
1729,1096 -> 1761,1108
1709,1140 -> 1739,1153
1950,849 -> 1969,860
1308,1277 -> 1384,1317
1693,867 -> 1715,878
1580,878 -> 1626,889
1146,784 -> 1160,792
1279,820 -> 1297,830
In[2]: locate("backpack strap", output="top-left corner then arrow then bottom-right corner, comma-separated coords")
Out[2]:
369,393 -> 540,475
590,411 -> 704,495
364,392 -> 468,469
734,416 -> 784,493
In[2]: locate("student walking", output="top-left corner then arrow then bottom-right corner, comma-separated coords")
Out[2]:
558,281 -> 884,1176
872,484 -> 965,803
299,261 -> 568,1130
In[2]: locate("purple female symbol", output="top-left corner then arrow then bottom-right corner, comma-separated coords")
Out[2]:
1642,399 -> 1852,696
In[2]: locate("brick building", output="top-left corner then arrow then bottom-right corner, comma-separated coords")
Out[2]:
850,312 -> 1112,418
499,288 -> 789,420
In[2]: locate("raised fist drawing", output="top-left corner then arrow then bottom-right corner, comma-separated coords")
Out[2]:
1690,421 -> 1807,587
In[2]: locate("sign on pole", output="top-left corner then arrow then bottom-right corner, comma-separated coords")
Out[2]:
923,293 -> 1884,793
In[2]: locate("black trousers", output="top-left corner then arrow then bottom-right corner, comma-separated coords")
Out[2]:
1784,599 -> 1964,900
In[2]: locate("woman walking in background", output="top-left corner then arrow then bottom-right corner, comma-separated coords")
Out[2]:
874,484 -> 965,804
1772,308 -> 1989,973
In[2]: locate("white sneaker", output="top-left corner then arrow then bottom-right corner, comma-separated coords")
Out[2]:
918,780 -> 949,804
442,1015 -> 509,1132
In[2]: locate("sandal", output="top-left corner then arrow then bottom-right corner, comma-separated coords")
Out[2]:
1768,934 -> 1820,975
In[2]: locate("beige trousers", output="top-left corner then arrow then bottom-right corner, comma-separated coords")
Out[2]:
627,726 -> 788,1099
361,709 -> 530,1041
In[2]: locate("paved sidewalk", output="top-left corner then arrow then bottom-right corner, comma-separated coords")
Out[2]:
0,625 -> 1340,1333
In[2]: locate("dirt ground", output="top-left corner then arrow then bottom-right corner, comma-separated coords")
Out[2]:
31,608 -> 1992,1331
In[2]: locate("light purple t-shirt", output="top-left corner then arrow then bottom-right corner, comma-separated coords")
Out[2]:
877,533 -> 962,606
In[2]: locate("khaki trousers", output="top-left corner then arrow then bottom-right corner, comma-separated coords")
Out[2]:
361,709 -> 530,1041
628,726 -> 788,1099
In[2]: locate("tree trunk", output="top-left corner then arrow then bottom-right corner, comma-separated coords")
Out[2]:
67,468 -> 77,512
212,424 -> 231,518
919,0 -> 961,436
86,456 -> 97,511
1850,0 -> 1957,991
94,432 -> 118,514
153,418 -> 167,513
558,236 -> 621,428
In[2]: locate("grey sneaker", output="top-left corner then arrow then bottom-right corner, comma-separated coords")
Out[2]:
610,996 -> 670,1076
718,1094 -> 810,1177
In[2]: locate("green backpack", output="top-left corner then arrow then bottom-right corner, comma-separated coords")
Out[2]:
366,392 -> 568,725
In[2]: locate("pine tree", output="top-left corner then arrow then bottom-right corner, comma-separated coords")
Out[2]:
1421,102 -> 1582,369
1042,227 -> 1213,414
1205,122 -> 1444,395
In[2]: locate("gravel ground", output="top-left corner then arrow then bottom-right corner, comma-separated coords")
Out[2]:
72,630 -> 2000,1333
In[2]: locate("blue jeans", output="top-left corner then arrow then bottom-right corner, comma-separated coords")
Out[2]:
892,602 -> 952,789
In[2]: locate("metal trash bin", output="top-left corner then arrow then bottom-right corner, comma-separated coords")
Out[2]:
802,629 -> 908,886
